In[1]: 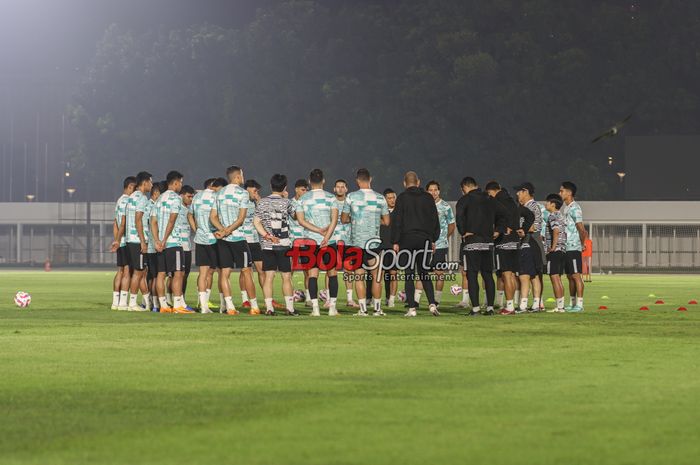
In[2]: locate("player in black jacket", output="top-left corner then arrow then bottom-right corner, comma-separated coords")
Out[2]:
391,171 -> 441,317
455,177 -> 508,316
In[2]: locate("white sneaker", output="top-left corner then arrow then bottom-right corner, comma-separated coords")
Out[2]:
354,309 -> 369,317
429,304 -> 440,316
311,309 -> 321,317
110,305 -> 118,311
201,308 -> 213,314
305,300 -> 312,307
117,305 -> 128,311
456,301 -> 470,308
404,308 -> 417,317
128,305 -> 148,312
328,308 -> 339,317
373,310 -> 386,317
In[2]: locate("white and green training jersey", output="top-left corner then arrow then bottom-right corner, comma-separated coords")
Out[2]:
341,189 -> 389,249
151,190 -> 183,248
178,203 -> 192,252
335,198 -> 350,244
146,199 -> 156,253
296,189 -> 339,245
192,189 -> 217,245
125,190 -> 149,244
561,200 -> 583,252
288,198 -> 304,241
242,201 -> 259,243
539,203 -> 548,238
435,199 -> 456,250
114,194 -> 129,247
213,184 -> 249,243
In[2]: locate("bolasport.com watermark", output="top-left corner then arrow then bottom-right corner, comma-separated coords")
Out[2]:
286,238 -> 460,281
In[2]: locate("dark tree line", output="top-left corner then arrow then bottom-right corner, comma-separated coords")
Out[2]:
70,0 -> 700,200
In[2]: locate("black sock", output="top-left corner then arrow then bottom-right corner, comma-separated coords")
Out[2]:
481,271 -> 495,306
309,277 -> 318,299
467,270 -> 480,307
328,275 -> 338,298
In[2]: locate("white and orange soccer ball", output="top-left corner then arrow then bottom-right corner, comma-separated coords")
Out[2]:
450,285 -> 462,296
398,290 -> 407,302
293,289 -> 305,302
14,291 -> 31,308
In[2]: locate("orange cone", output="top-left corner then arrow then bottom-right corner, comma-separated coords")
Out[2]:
639,306 -> 650,311
688,300 -> 698,305
655,300 -> 665,304
677,307 -> 688,312
598,305 -> 608,310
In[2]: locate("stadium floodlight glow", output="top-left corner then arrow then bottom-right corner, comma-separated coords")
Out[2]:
66,187 -> 77,198
26,194 -> 35,202
616,172 -> 626,182
65,171 -> 70,177
608,156 -> 614,165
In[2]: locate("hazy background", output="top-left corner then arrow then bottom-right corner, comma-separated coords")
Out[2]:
1,0 -> 699,202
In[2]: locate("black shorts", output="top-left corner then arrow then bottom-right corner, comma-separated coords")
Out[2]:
518,246 -> 537,277
262,248 -> 292,272
460,242 -> 468,271
195,243 -> 219,268
248,242 -> 263,262
464,249 -> 494,273
126,243 -> 146,271
361,247 -> 383,267
156,247 -> 186,274
184,250 -> 192,274
217,240 -> 252,269
116,246 -> 128,267
495,248 -> 518,273
429,248 -> 448,270
546,251 -> 565,275
565,250 -> 583,275
314,243 -> 338,269
146,253 -> 158,280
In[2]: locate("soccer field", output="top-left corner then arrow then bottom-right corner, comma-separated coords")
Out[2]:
1,271 -> 699,465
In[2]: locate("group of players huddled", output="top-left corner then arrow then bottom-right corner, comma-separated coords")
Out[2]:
110,166 -> 587,317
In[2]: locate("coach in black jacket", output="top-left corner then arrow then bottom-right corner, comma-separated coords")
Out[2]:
455,177 -> 507,315
391,171 -> 440,316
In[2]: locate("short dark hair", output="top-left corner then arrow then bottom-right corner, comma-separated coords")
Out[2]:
226,165 -> 242,176
383,188 -> 395,196
244,179 -> 262,190
335,178 -> 348,186
546,193 -> 563,209
166,170 -> 183,185
123,176 -> 137,189
356,169 -> 371,182
426,180 -> 441,191
484,181 -> 501,192
214,177 -> 228,187
460,176 -> 477,188
294,178 -> 309,189
270,174 -> 288,192
309,169 -> 324,184
135,171 -> 152,187
561,181 -> 577,196
151,182 -> 163,194
180,185 -> 195,195
157,181 -> 168,193
203,177 -> 217,189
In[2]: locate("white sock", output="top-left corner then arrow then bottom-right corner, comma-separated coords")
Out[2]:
112,291 -> 120,306
414,289 -> 423,304
249,298 -> 259,309
142,293 -> 150,308
461,289 -> 469,303
520,298 -> 528,310
284,295 -> 294,312
265,298 -> 274,312
372,298 -> 381,312
219,292 -> 225,307
532,297 -> 541,309
576,297 -> 584,308
496,290 -> 505,307
152,295 -> 159,308
329,297 -> 337,310
173,295 -> 185,308
119,291 -> 128,307
556,297 -> 565,309
388,295 -> 395,306
241,290 -> 249,303
224,296 -> 235,311
506,300 -> 514,311
305,289 -> 311,302
158,296 -> 168,308
205,288 -> 211,302
570,296 -> 575,307
346,289 -> 353,302
435,290 -> 442,304
311,298 -> 320,312
166,293 -> 173,306
128,294 -> 137,307
358,298 -> 367,312
514,290 -> 520,303
198,292 -> 208,309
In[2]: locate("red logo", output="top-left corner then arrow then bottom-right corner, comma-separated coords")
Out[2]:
287,239 -> 363,271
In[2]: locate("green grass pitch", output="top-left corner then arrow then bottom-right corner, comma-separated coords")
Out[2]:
1,271 -> 699,465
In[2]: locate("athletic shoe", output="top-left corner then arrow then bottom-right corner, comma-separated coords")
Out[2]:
265,309 -> 276,316
117,305 -> 128,311
207,301 -> 219,309
467,310 -> 482,317
305,300 -> 312,307
173,307 -> 195,314
328,308 -> 339,317
499,309 -> 515,315
429,304 -> 440,316
249,308 -> 261,315
286,309 -> 300,316
201,308 -> 213,314
566,305 -> 584,313
225,309 -> 239,315
110,305 -> 119,311
373,310 -> 386,317
347,301 -> 360,308
404,308 -> 417,317
310,309 -> 321,317
515,308 -> 528,314
483,309 -> 495,316
528,307 -> 540,313
271,300 -> 285,310
185,306 -> 195,312
456,301 -> 470,308
152,307 -> 160,313
128,305 -> 148,312
354,309 -> 369,317
159,307 -> 173,313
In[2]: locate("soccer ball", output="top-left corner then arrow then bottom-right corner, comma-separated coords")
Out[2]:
398,290 -> 407,302
450,285 -> 462,296
293,289 -> 305,302
319,289 -> 329,302
14,291 -> 31,308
